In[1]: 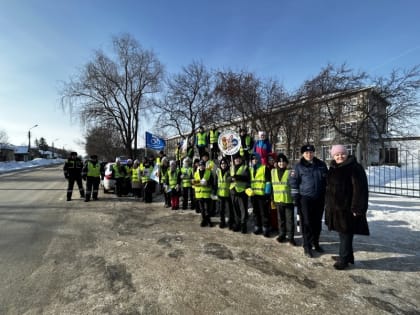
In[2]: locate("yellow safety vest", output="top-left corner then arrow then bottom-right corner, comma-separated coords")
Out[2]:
131,166 -> 140,183
240,135 -> 252,156
141,165 -> 153,183
250,165 -> 266,196
230,165 -> 248,192
271,169 -> 293,203
216,168 -> 230,197
209,130 -> 219,143
87,161 -> 100,177
113,164 -> 124,178
168,169 -> 180,189
194,170 -> 212,199
196,132 -> 207,146
181,167 -> 193,188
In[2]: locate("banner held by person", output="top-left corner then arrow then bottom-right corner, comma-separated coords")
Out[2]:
145,131 -> 166,150
218,130 -> 241,156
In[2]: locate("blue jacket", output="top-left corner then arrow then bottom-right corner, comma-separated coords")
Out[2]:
289,157 -> 328,199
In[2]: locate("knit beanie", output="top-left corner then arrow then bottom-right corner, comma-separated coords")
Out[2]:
330,145 -> 347,157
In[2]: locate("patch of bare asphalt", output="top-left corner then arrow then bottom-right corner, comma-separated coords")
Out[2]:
349,274 -> 373,285
111,209 -> 155,235
156,234 -> 184,248
363,296 -> 419,315
105,263 -> 136,294
237,250 -> 317,289
203,243 -> 234,260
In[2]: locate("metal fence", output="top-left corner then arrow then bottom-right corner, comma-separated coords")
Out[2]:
367,149 -> 420,198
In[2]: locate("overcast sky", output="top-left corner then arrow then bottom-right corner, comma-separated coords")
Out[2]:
1,0 -> 419,155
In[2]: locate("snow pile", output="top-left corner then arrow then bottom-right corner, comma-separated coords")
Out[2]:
0,158 -> 65,173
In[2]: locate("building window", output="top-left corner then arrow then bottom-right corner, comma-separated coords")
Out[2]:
340,121 -> 357,135
342,97 -> 358,113
379,147 -> 398,164
320,125 -> 334,140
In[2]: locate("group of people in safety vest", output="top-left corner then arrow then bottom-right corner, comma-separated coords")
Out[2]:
64,125 -> 369,270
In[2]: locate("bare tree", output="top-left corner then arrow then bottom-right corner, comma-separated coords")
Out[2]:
85,125 -> 124,161
292,63 -> 420,165
60,33 -> 164,158
371,65 -> 420,136
214,70 -> 289,147
0,128 -> 8,144
154,61 -> 216,140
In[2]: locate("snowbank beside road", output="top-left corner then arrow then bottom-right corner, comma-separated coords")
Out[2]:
0,158 -> 64,174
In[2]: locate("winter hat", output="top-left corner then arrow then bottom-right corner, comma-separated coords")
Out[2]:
330,145 -> 347,157
277,153 -> 289,164
301,144 -> 315,154
183,157 -> 191,167
250,152 -> 261,164
198,160 -> 206,166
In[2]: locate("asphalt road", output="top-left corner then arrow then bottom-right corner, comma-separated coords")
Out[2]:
0,165 -> 419,315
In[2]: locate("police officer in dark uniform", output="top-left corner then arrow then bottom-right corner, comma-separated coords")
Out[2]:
63,151 -> 85,201
289,144 -> 328,258
82,154 -> 101,202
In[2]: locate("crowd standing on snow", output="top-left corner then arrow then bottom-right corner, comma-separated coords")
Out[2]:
63,126 -> 369,270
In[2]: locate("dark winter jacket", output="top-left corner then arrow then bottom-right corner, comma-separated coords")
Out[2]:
289,157 -> 328,200
325,155 -> 370,235
63,157 -> 84,178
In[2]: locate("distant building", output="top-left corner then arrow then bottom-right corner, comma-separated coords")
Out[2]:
0,143 -> 15,161
164,87 -> 418,167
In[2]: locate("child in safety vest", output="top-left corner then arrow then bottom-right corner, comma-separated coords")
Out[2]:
165,160 -> 181,210
215,157 -> 233,229
193,159 -> 215,227
180,157 -> 194,210
271,153 -> 296,246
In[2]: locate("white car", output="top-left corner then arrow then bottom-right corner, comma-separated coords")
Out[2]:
102,162 -> 116,193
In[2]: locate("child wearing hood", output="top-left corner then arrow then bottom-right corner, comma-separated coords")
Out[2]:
252,131 -> 272,166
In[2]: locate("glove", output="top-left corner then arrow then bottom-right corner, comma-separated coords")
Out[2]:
64,174 -> 69,179
82,175 -> 87,181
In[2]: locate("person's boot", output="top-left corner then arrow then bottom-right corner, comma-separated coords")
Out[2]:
241,223 -> 247,234
207,216 -> 214,228
219,217 -> 226,228
313,242 -> 324,253
304,247 -> 314,258
200,218 -> 207,227
333,260 -> 350,270
253,226 -> 263,235
263,227 -> 270,238
332,255 -> 354,265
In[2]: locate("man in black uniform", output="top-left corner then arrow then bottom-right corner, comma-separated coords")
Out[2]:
63,152 -> 85,201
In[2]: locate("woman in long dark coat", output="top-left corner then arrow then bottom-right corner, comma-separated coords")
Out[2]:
325,144 -> 369,270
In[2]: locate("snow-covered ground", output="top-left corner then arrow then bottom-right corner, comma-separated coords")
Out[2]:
0,158 -> 65,173
1,159 -> 419,232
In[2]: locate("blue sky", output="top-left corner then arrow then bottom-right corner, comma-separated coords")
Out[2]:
1,0 -> 419,155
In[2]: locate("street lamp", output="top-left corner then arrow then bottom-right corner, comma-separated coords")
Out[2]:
52,138 -> 59,158
27,124 -> 38,160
